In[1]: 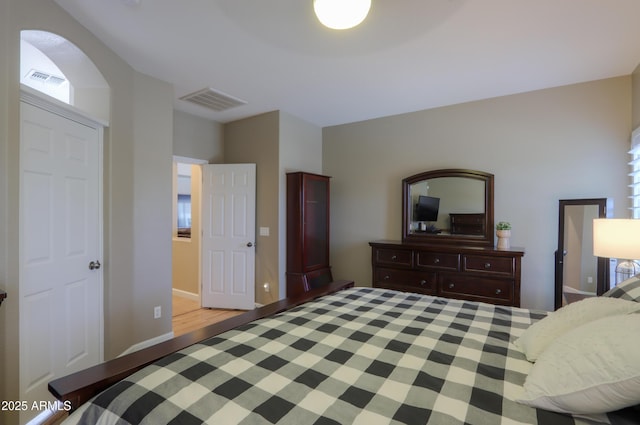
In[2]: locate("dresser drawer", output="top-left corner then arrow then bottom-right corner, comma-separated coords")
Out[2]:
463,255 -> 514,276
439,274 -> 514,304
374,248 -> 413,267
374,268 -> 436,294
416,251 -> 460,271
370,241 -> 523,307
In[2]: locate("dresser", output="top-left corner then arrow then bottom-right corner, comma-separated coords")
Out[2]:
286,172 -> 333,297
449,213 -> 485,235
369,240 -> 524,307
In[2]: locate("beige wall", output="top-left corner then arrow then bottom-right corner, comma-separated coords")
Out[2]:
173,109 -> 224,163
1,1 -> 174,421
224,110 -> 323,302
224,112 -> 281,304
131,72 -> 174,343
279,111 -> 324,296
323,77 -> 631,311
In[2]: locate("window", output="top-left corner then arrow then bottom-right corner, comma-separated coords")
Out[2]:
630,128 -> 640,219
177,194 -> 191,238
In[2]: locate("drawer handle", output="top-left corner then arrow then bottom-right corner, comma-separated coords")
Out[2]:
495,289 -> 502,295
384,275 -> 390,280
420,280 -> 427,286
434,258 -> 440,264
448,283 -> 454,289
391,255 -> 397,260
484,263 -> 491,269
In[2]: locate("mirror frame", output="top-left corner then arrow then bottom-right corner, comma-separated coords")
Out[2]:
402,169 -> 494,246
554,198 -> 610,310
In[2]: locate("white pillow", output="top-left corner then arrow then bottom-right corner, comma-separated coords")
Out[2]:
514,297 -> 640,362
516,314 -> 640,414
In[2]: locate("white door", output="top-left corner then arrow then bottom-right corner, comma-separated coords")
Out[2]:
201,164 -> 256,310
19,100 -> 103,414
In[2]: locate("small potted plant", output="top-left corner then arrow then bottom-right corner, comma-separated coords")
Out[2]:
496,221 -> 511,250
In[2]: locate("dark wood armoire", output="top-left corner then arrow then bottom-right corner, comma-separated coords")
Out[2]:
286,172 -> 333,297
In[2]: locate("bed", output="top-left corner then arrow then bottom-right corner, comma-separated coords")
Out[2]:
49,280 -> 640,424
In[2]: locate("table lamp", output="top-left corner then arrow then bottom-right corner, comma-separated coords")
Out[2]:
593,218 -> 640,285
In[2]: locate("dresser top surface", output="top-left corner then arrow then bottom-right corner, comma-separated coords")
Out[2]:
369,240 -> 524,256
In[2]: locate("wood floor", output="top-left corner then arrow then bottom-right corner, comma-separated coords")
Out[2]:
172,294 -> 244,337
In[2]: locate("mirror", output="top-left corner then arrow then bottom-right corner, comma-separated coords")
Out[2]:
554,198 -> 610,310
402,169 -> 494,246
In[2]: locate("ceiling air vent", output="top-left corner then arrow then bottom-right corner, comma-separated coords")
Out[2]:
26,69 -> 67,86
179,88 -> 247,112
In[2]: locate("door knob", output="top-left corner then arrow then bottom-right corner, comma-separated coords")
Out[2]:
247,242 -> 254,247
89,260 -> 101,270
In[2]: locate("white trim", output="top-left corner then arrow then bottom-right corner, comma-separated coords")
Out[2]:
632,126 -> 640,151
25,401 -> 71,425
20,84 -> 109,128
117,332 -> 175,357
172,288 -> 200,302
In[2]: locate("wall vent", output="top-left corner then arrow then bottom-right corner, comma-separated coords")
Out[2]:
179,87 -> 247,112
26,69 -> 67,86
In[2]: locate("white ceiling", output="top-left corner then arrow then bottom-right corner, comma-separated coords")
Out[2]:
53,0 -> 640,127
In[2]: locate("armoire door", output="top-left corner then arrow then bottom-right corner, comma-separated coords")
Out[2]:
286,172 -> 332,297
303,174 -> 330,270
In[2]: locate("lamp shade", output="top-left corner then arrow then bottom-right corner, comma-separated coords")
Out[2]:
593,219 -> 640,259
313,0 -> 371,30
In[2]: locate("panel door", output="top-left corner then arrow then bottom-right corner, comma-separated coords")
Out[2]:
201,164 -> 256,310
19,101 -> 103,414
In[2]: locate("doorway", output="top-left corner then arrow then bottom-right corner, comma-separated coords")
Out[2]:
171,160 -> 257,333
172,157 -> 207,314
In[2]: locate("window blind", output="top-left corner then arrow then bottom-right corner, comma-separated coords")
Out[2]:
629,127 -> 640,218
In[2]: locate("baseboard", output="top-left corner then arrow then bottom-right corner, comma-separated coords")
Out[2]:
118,331 -> 175,357
172,288 -> 199,302
26,402 -> 69,425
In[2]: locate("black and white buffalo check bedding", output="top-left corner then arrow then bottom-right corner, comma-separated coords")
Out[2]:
64,288 -> 628,424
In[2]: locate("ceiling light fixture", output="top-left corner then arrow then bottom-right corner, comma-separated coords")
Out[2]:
313,0 -> 371,30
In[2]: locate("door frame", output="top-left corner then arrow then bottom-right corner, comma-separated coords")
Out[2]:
19,85 -> 106,397
172,156 -> 208,306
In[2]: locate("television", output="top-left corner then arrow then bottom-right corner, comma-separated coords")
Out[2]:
415,195 -> 439,222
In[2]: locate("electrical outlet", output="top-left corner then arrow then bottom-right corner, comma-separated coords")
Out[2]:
154,306 -> 161,319
263,282 -> 270,293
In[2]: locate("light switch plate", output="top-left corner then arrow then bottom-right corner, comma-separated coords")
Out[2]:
259,227 -> 270,236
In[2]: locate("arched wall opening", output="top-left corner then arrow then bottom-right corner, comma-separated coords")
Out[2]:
20,30 -> 110,123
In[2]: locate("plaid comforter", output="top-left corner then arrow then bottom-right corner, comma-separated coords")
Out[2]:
65,288 -> 609,424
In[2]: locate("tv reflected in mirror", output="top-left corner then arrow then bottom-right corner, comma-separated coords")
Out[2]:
415,195 -> 440,222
